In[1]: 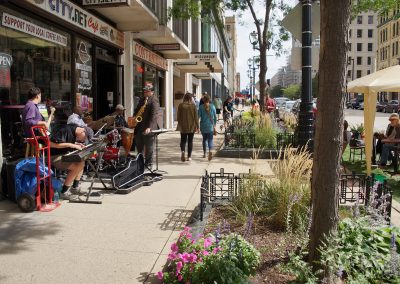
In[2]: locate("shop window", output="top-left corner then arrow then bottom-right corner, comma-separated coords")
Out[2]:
133,60 -> 144,102
0,6 -> 71,156
75,38 -> 93,114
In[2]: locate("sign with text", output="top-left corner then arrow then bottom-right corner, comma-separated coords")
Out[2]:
153,43 -> 180,51
0,52 -> 12,88
2,12 -> 68,46
132,40 -> 168,71
83,0 -> 129,7
191,53 -> 217,61
76,41 -> 92,91
25,0 -> 124,49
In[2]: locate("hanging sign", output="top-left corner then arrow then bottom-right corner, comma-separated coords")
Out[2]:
82,0 -> 129,7
76,41 -> 92,91
1,12 -> 68,46
132,40 -> 168,71
192,53 -> 217,61
0,53 -> 12,88
153,43 -> 180,51
25,0 -> 124,49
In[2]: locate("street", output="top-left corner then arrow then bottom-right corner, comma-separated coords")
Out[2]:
344,108 -> 390,131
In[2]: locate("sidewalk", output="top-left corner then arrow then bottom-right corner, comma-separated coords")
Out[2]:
0,131 -> 272,284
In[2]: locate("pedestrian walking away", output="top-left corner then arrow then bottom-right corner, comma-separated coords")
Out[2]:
133,83 -> 160,169
213,95 -> 222,119
198,95 -> 217,161
176,92 -> 199,162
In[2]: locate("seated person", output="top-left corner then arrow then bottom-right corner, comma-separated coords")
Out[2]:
49,125 -> 89,198
114,104 -> 128,128
342,120 -> 352,155
379,113 -> 400,167
67,106 -> 87,127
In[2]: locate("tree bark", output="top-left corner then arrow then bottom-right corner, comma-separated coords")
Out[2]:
309,0 -> 351,268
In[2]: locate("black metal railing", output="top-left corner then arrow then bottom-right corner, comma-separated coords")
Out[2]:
340,173 -> 393,222
200,169 -> 267,221
276,132 -> 297,149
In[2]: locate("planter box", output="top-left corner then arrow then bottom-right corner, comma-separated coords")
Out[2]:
216,147 -> 283,159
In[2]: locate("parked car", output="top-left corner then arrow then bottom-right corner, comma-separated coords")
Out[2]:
278,100 -> 296,118
274,97 -> 290,118
376,101 -> 388,112
359,102 -> 364,110
346,99 -> 355,109
383,100 -> 400,113
291,99 -> 317,118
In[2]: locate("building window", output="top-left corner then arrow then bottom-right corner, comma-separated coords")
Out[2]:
357,29 -> 362,38
348,56 -> 352,64
349,29 -> 352,38
367,70 -> 371,75
357,15 -> 363,24
367,56 -> 372,65
357,70 -> 362,78
368,15 -> 374,24
357,43 -> 362,51
347,70 -> 351,78
368,43 -> 373,51
368,29 -> 373,38
357,57 -> 362,65
349,43 -> 352,51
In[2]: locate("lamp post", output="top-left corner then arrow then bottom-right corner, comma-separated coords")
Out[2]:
248,56 -> 260,102
297,0 -> 316,150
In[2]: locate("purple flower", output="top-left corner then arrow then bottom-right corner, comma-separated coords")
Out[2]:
168,252 -> 177,260
203,250 -> 210,256
157,271 -> 164,280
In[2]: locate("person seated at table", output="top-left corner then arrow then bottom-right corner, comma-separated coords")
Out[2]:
379,113 -> 400,168
67,106 -> 87,127
113,104 -> 128,128
342,120 -> 352,155
49,125 -> 89,198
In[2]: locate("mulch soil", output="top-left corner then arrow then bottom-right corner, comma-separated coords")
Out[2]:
203,206 -> 298,283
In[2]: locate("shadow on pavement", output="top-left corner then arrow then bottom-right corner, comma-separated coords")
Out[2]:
138,271 -> 160,283
0,199 -> 61,256
159,209 -> 193,231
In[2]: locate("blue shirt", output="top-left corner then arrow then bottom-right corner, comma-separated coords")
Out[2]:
198,104 -> 217,134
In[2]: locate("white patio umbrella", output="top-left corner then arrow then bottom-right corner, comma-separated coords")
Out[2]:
347,65 -> 400,174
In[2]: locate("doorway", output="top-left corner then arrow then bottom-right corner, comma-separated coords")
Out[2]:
96,59 -> 117,118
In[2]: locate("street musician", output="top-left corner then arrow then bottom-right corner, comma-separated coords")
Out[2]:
49,125 -> 89,199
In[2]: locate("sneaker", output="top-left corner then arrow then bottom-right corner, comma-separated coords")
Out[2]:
187,157 -> 192,161
181,151 -> 185,162
203,153 -> 206,158
60,190 -> 73,200
208,152 -> 213,161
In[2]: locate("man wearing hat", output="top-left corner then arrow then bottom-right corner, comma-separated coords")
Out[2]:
133,84 -> 160,169
114,104 -> 128,128
379,113 -> 400,167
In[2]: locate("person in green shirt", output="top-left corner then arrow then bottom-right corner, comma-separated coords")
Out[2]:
213,96 -> 222,119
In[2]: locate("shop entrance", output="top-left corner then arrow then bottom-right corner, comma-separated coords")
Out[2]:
96,59 -> 117,118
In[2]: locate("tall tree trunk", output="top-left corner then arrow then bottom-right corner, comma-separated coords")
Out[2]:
259,48 -> 267,111
309,0 -> 351,268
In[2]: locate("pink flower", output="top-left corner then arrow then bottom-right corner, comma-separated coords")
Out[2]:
168,252 -> 177,260
157,271 -> 164,280
202,250 -> 210,256
171,242 -> 179,252
181,252 -> 190,263
212,247 -> 222,254
176,261 -> 183,271
204,237 -> 213,248
178,274 -> 183,281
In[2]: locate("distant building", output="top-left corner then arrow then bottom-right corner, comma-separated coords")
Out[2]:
225,16 -> 237,95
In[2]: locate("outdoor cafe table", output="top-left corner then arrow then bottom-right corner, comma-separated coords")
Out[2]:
381,138 -> 400,174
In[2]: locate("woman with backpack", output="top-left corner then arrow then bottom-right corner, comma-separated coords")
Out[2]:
198,95 -> 217,161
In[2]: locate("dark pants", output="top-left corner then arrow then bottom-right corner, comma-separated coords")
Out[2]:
180,133 -> 194,157
202,132 -> 213,153
135,132 -> 154,166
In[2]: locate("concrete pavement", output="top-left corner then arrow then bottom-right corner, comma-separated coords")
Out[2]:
0,131 -> 272,284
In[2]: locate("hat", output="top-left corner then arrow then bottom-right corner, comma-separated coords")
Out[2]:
115,104 -> 126,111
143,85 -> 154,92
389,113 -> 399,121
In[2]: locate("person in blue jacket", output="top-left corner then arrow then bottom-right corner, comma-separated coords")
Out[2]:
198,95 -> 217,161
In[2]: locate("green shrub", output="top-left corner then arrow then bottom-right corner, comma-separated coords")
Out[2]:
255,125 -> 277,148
160,229 -> 260,284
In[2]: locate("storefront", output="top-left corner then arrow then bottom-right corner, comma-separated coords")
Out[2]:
131,40 -> 168,109
0,0 -> 124,158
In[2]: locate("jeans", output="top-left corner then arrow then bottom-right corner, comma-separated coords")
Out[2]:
180,133 -> 194,157
202,132 -> 213,153
380,143 -> 396,165
135,132 -> 154,166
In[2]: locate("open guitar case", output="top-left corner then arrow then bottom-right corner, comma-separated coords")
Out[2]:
112,153 -> 163,194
